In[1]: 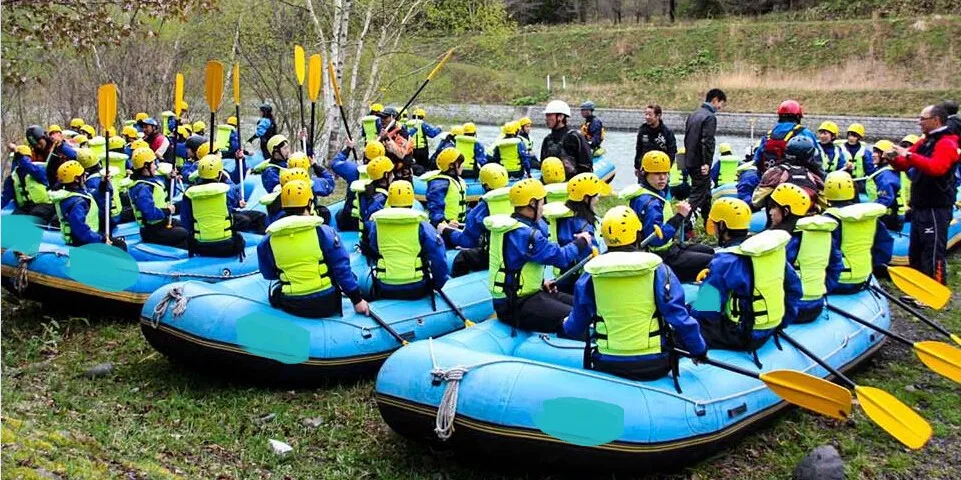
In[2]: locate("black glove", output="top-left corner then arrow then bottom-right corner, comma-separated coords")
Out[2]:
110,237 -> 128,251
691,352 -> 709,365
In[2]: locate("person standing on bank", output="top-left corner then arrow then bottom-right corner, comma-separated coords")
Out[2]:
885,104 -> 960,284
684,89 -> 727,226
634,104 -> 677,183
541,100 -> 593,179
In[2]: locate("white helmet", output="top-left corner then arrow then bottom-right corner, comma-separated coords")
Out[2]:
544,100 -> 571,117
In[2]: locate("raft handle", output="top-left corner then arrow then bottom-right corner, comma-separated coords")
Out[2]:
727,403 -> 748,418
361,328 -> 373,339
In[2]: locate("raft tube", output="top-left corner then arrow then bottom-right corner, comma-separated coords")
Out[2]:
413,156 -> 616,203
374,286 -> 890,473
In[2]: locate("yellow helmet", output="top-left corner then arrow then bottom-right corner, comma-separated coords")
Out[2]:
370,103 -> 384,113
718,143 -> 733,155
48,124 -> 63,134
80,125 -> 96,137
130,139 -> 149,151
770,183 -> 812,216
70,118 -> 86,129
121,125 -> 139,140
364,141 -> 385,160
226,116 -> 238,126
824,171 -> 856,202
540,157 -> 566,184
134,112 -> 148,122
567,173 -> 611,202
178,101 -> 189,111
72,134 -> 89,146
131,147 -> 156,170
366,156 -> 394,181
76,148 -> 99,169
280,167 -> 311,186
177,125 -> 192,138
413,108 -> 426,118
281,180 -> 313,208
509,178 -> 546,207
641,150 -> 671,173
388,180 -> 415,208
901,134 -> 920,146
707,198 -> 752,235
108,135 -> 126,151
873,139 -> 895,153
192,120 -> 207,133
451,126 -> 465,136
106,126 -> 117,137
196,142 -> 212,159
600,206 -> 642,247
479,163 -> 509,190
197,155 -> 224,180
846,123 -> 865,138
57,160 -> 85,184
462,122 -> 477,135
436,147 -> 463,171
817,121 -> 840,137
267,134 -> 288,153
503,121 -> 520,136
15,145 -> 32,157
288,152 -> 311,171
517,117 -> 532,127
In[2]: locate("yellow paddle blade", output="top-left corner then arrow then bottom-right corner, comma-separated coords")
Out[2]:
205,60 -> 225,112
426,48 -> 454,81
888,266 -> 951,310
914,341 -> 961,385
464,319 -> 476,328
854,385 -> 931,450
97,83 -> 118,132
174,73 -> 184,117
307,54 -> 322,102
759,369 -> 852,420
294,45 -> 306,85
232,63 -> 241,106
327,60 -> 343,106
953,334 -> 961,347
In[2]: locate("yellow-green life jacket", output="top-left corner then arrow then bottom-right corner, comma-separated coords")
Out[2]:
455,135 -> 478,172
899,171 -> 910,215
50,189 -> 99,245
88,170 -> 123,218
620,184 -> 674,252
495,137 -> 523,174
584,251 -> 664,357
821,145 -> 845,172
717,154 -> 740,185
265,215 -> 332,296
361,115 -> 379,143
128,179 -> 168,226
184,183 -> 233,243
545,182 -> 569,204
543,202 -> 575,277
215,124 -> 235,152
409,119 -> 428,149
721,229 -> 791,331
97,152 -> 129,180
485,214 -> 544,300
520,134 -> 533,152
865,166 -> 902,217
89,136 -> 107,160
669,155 -> 684,187
423,172 -> 467,223
371,207 -> 429,286
847,142 -> 868,178
481,187 -> 513,216
793,215 -> 838,301
11,164 -> 51,206
826,203 -> 886,286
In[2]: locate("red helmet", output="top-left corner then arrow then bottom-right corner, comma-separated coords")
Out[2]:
777,100 -> 803,117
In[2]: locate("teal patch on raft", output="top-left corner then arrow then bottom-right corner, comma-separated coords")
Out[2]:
692,283 -> 722,313
532,397 -> 624,447
236,313 -> 310,364
1,215 -> 43,255
66,243 -> 138,291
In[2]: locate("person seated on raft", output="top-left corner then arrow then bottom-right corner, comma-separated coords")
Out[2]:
49,160 -> 126,250
256,134 -> 292,193
710,143 -> 740,187
262,168 -> 321,225
542,172 -> 608,294
735,154 -> 760,209
767,183 -> 841,324
425,148 -> 468,243
2,143 -> 57,225
258,180 -> 369,318
691,198 -> 802,353
351,155 -> 394,236
378,107 -> 416,181
517,117 -> 539,168
439,163 -> 511,277
75,147 -> 125,227
127,147 -> 189,248
429,126 -> 460,171
752,136 -> 824,211
866,140 -> 902,275
180,135 -> 209,182
330,140 -> 386,232
180,155 -> 262,257
489,121 -> 532,179
364,180 -> 449,300
287,151 -> 336,225
622,150 -> 713,283
822,170 -> 888,293
563,206 -> 707,381
454,122 -> 486,179
485,178 -> 592,334
540,157 -> 569,204
816,121 -> 849,173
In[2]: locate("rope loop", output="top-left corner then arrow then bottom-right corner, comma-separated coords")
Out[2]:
150,286 -> 188,327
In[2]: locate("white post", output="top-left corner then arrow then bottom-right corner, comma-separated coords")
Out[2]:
562,76 -> 566,89
546,75 -> 551,93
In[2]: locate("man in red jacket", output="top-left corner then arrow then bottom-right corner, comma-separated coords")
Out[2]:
887,104 -> 960,284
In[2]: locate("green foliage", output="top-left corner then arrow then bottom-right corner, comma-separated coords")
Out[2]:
420,0 -> 515,34
630,48 -> 718,83
511,89 -> 550,106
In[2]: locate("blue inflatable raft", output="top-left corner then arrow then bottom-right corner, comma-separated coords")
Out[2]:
374,286 -> 890,472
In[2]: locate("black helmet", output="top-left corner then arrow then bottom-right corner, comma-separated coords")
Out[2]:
25,125 -> 45,146
259,104 -> 272,114
784,136 -> 817,163
185,135 -> 207,152
383,107 -> 398,118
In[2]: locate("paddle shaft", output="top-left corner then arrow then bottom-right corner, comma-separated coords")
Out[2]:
208,112 -> 216,153
826,303 -> 914,348
103,139 -> 111,242
435,287 -> 469,325
673,349 -> 759,379
236,104 -> 246,202
778,330 -> 856,389
369,309 -> 409,346
554,228 -> 661,285
872,285 -> 954,339
337,104 -> 357,161
298,86 -> 306,150
309,101 -> 316,155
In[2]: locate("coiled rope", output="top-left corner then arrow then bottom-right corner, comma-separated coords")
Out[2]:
150,286 -> 188,327
429,338 -> 470,441
13,253 -> 34,293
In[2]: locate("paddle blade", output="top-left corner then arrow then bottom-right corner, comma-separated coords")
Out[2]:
888,266 -> 951,310
759,369 -> 853,420
307,54 -> 322,102
427,48 -> 454,81
327,60 -> 343,106
174,73 -> 185,116
953,334 -> 961,347
294,45 -> 306,85
97,83 -> 118,132
914,341 -> 961,385
232,63 -> 241,106
205,60 -> 225,112
854,386 -> 931,449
